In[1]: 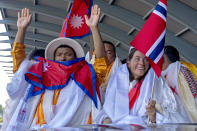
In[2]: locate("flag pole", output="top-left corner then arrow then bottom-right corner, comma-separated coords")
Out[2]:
89,35 -> 93,60
147,71 -> 156,126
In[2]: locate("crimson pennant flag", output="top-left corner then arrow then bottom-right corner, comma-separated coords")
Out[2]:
60,0 -> 93,39
130,0 -> 167,77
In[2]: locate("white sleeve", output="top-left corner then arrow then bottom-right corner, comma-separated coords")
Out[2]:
7,59 -> 33,99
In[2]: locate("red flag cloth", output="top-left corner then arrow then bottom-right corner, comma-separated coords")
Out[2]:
130,0 -> 167,77
25,57 -> 100,108
129,79 -> 144,110
60,0 -> 92,39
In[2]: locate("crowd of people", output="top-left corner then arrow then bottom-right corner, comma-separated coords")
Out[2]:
1,5 -> 197,130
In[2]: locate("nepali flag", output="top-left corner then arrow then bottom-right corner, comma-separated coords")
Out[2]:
60,0 -> 93,39
130,0 -> 167,77
24,57 -> 100,108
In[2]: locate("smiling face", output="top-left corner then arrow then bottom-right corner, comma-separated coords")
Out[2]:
54,47 -> 76,62
127,50 -> 149,80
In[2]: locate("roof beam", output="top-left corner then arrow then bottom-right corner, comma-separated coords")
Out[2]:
0,55 -> 12,57
0,31 -> 55,43
33,0 -> 38,36
72,0 -> 197,63
0,61 -> 13,63
1,8 -> 9,31
7,75 -> 14,78
99,13 -> 105,23
175,27 -> 189,37
66,1 -> 72,12
142,8 -> 154,20
4,0 -> 193,57
2,66 -> 13,68
94,0 -> 141,29
108,0 -> 115,5
0,30 -> 91,52
99,24 -> 133,48
128,28 -> 136,35
4,69 -> 13,72
6,72 -> 13,75
139,0 -> 197,34
93,0 -> 197,65
166,31 -> 197,65
0,40 -> 10,43
0,0 -> 134,56
1,0 -> 196,63
0,17 -> 132,49
8,38 -> 48,49
0,48 -> 11,51
1,31 -> 128,59
24,40 -> 47,48
0,17 -> 61,36
0,0 -> 66,20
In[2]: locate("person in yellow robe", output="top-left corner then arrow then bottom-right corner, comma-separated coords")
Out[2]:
85,5 -> 122,106
84,5 -> 122,124
3,7 -> 101,130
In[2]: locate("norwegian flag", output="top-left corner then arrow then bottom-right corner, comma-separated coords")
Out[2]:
130,0 -> 167,77
60,0 -> 93,39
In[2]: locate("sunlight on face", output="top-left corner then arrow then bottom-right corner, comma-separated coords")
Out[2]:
127,51 -> 149,80
54,47 -> 76,62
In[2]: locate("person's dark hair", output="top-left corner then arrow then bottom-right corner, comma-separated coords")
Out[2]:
128,48 -> 137,62
164,45 -> 180,63
103,41 -> 116,54
28,48 -> 45,60
121,59 -> 127,64
54,45 -> 77,59
127,48 -> 150,82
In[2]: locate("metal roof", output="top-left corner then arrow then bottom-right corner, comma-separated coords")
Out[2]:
0,0 -> 197,76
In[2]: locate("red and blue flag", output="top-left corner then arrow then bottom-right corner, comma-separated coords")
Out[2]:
24,57 -> 100,108
60,0 -> 93,39
130,0 -> 167,77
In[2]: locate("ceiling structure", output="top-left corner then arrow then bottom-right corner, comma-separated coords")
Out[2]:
0,0 -> 197,77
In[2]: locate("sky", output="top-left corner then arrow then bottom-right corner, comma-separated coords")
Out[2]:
0,11 -> 12,107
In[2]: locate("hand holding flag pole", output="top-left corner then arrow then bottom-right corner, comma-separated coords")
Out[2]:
147,72 -> 156,126
130,0 -> 167,125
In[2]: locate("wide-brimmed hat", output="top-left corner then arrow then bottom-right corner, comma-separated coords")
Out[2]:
45,37 -> 85,60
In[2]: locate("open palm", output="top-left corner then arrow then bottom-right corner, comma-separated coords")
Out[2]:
17,8 -> 32,29
85,5 -> 100,27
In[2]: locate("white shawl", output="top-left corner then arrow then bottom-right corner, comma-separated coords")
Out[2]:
31,80 -> 92,129
3,59 -> 96,130
3,59 -> 41,131
97,64 -> 178,126
162,61 -> 197,123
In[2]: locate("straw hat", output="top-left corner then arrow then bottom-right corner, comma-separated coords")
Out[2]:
45,37 -> 85,60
